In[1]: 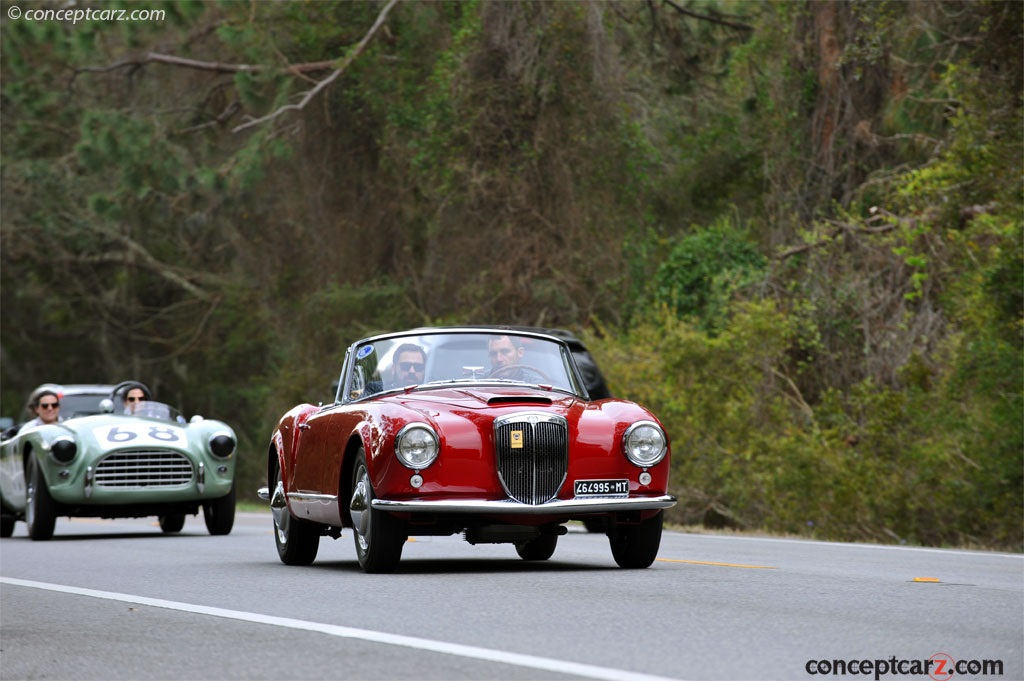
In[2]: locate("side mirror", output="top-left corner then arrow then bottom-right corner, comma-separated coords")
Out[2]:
99,399 -> 115,414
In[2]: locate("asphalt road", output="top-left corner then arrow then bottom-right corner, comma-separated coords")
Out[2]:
0,513 -> 1021,681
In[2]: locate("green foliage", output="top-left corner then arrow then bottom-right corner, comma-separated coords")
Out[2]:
590,299 -> 1019,547
651,218 -> 767,331
588,303 -> 822,532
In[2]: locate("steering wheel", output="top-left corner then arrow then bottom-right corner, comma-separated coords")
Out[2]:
488,364 -> 552,383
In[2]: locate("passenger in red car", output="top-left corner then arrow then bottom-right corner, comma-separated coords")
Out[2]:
391,344 -> 426,388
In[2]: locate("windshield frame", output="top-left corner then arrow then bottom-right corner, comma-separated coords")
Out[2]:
336,328 -> 591,404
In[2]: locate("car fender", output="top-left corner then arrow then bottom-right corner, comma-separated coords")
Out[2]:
0,437 -> 27,513
274,404 -> 318,481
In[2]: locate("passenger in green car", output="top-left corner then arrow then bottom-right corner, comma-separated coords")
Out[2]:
20,389 -> 63,431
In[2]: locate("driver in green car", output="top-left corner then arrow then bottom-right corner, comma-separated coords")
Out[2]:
124,385 -> 148,414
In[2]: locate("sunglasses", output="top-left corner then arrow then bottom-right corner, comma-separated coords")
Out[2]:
39,402 -> 60,410
397,361 -> 424,373
125,396 -> 144,402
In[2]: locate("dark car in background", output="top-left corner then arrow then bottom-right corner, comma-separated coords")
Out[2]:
34,384 -> 115,419
526,328 -> 612,401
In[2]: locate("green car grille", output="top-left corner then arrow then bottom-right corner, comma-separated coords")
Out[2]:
95,449 -> 194,487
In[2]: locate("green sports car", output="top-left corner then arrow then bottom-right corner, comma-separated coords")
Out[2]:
0,382 -> 237,539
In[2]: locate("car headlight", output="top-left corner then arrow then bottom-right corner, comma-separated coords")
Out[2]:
395,424 -> 439,470
208,432 -> 236,458
622,421 -> 667,467
50,437 -> 77,464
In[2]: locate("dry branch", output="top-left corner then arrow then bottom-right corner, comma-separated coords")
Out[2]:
74,51 -> 339,77
73,0 -> 401,134
660,0 -> 753,32
232,0 -> 400,132
776,210 -> 900,260
81,227 -> 214,301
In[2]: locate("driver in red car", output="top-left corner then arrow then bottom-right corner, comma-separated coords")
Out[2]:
391,343 -> 426,388
487,335 -> 526,378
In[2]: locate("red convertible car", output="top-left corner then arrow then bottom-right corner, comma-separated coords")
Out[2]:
258,328 -> 675,573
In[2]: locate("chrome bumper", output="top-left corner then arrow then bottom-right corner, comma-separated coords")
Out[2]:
371,495 -> 676,515
257,485 -> 676,515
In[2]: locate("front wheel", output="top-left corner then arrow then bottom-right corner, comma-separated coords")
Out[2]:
271,459 -> 319,565
25,456 -> 56,541
350,449 -> 406,573
608,511 -> 663,569
515,533 -> 558,561
158,514 -> 186,533
1,515 -> 15,538
203,486 -> 236,535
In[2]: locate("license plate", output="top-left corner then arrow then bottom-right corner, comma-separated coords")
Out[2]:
574,479 -> 629,498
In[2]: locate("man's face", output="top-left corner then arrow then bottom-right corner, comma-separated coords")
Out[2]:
125,388 -> 146,413
393,351 -> 425,387
488,337 -> 521,369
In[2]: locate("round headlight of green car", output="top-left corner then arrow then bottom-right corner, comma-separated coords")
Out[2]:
622,421 -> 667,467
395,424 -> 439,470
208,432 -> 236,458
50,437 -> 77,464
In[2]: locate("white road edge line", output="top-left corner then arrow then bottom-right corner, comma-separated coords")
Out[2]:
677,534 -> 1024,559
1,577 -> 684,681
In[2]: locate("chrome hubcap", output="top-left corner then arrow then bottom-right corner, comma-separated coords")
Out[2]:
271,477 -> 289,545
350,464 -> 371,551
25,461 -> 36,527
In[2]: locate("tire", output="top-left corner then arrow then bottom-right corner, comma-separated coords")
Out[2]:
271,459 -> 319,565
0,515 -> 15,538
158,514 -> 186,533
203,486 -> 236,536
25,456 -> 57,541
515,533 -> 558,561
608,511 -> 663,569
350,448 -> 406,573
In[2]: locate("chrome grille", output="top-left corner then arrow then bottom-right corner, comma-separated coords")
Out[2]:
494,413 -> 568,505
95,449 -> 194,488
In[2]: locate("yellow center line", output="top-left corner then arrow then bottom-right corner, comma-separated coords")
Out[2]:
657,558 -> 778,569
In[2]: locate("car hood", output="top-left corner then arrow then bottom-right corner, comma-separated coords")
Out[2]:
380,386 -> 581,412
22,413 -> 235,454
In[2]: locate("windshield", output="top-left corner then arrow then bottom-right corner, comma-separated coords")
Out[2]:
340,331 -> 586,402
120,400 -> 184,422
